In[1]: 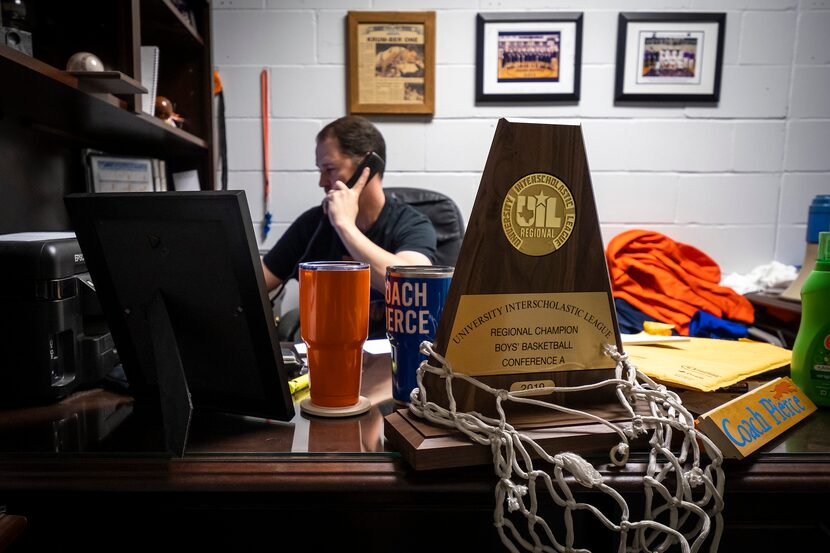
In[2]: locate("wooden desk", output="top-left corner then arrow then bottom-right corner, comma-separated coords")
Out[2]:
1,352 -> 829,552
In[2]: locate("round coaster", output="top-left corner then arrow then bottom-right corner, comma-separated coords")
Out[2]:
300,395 -> 372,418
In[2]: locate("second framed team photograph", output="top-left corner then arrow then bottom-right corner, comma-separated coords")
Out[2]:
615,12 -> 726,102
475,12 -> 583,103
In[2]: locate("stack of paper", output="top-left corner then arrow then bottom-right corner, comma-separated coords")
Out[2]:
623,337 -> 791,392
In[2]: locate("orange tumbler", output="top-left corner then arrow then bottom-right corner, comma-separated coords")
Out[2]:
299,261 -> 370,408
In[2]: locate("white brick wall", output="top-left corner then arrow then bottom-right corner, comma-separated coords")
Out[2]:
214,0 -> 830,274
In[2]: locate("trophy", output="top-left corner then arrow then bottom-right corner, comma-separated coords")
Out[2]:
387,119 -> 625,467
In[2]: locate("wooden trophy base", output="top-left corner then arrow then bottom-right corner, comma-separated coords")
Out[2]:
384,400 -> 643,471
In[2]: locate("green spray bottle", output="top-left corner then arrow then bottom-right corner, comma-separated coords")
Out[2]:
791,231 -> 830,408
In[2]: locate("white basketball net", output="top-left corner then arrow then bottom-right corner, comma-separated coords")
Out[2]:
409,341 -> 725,553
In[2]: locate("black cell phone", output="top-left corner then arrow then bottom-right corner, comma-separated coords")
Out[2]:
344,151 -> 385,189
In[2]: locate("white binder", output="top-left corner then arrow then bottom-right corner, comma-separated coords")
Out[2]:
139,45 -> 159,116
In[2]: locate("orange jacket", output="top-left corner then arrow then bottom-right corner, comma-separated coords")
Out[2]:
606,230 -> 754,336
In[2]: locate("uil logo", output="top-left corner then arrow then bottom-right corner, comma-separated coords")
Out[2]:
501,173 -> 576,256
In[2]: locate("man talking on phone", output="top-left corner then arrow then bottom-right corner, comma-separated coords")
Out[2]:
261,115 -> 437,336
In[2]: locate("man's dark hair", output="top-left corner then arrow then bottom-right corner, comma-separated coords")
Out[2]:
317,116 -> 386,177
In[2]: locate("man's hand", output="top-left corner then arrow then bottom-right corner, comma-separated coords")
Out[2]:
322,166 -> 370,231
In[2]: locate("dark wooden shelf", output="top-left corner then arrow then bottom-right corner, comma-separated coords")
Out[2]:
69,70 -> 148,95
0,44 -> 207,157
142,0 -> 204,46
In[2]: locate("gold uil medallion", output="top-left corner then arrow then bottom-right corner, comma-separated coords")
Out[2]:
501,173 -> 576,256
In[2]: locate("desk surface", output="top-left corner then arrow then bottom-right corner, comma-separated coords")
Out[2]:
0,351 -> 397,457
1,351 -> 829,552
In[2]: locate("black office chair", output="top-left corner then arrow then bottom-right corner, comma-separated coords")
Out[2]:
384,187 -> 465,267
275,188 -> 465,342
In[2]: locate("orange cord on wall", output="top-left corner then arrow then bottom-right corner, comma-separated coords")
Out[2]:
261,69 -> 272,240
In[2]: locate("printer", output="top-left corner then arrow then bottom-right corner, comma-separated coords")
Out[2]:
0,232 -> 119,406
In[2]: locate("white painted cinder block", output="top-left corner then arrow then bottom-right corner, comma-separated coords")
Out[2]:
779,173 -> 830,224
267,0 -> 369,8
686,65 -> 790,119
374,0 -> 470,9
796,9 -> 830,64
676,174 -> 780,224
374,122 -> 427,172
582,11 -> 618,66
587,120 -> 733,172
581,120 -> 637,171
592,173 -> 679,224
740,11 -> 797,64
214,0 -> 264,9
425,120 -> 499,171
213,11 -> 315,65
436,11 -> 476,66
720,12 -> 742,66
226,119 -> 263,171
269,119 -> 321,171
268,171 -> 321,224
786,122 -> 830,171
691,0 -> 796,10
270,66 -> 347,118
481,0 -> 688,9
777,225 -> 811,267
699,226 -> 778,274
435,65 -> 476,119
317,10 -> 348,65
733,122 -> 786,172
579,66 -> 683,119
216,65 -> 265,118
790,67 -> 830,118
229,119 -> 319,174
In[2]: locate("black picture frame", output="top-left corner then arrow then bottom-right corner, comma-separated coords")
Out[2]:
614,12 -> 726,103
64,191 -> 296,454
475,12 -> 583,103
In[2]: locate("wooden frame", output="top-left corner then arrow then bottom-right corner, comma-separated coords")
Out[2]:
347,11 -> 435,115
475,12 -> 582,103
615,12 -> 726,102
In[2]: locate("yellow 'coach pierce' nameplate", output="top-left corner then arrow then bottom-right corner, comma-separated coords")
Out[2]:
696,377 -> 816,460
444,292 -> 616,377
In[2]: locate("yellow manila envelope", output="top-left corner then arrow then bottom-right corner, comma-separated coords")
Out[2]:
696,377 -> 816,459
623,337 -> 792,392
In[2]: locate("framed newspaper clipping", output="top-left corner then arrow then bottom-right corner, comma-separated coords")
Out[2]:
347,11 -> 435,115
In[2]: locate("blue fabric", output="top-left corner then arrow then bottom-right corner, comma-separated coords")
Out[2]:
614,298 -> 651,334
688,310 -> 748,340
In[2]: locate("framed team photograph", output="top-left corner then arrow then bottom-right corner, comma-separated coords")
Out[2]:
475,12 -> 583,103
347,11 -> 435,115
615,12 -> 726,102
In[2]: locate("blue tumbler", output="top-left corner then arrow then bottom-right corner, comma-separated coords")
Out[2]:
807,195 -> 830,244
